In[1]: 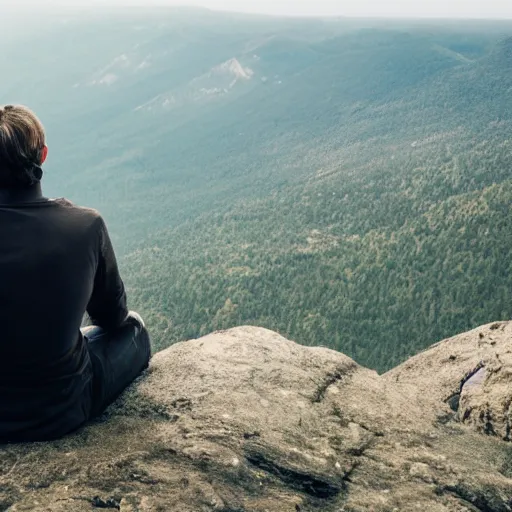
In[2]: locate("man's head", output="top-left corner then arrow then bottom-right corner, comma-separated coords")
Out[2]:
0,105 -> 48,189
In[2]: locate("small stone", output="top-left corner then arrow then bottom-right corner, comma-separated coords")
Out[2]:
91,496 -> 121,510
243,431 -> 260,439
409,463 -> 434,483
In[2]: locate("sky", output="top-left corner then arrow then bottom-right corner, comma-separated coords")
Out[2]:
86,0 -> 512,18
1,0 -> 512,19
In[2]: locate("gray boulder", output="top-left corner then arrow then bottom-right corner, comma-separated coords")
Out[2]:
1,325 -> 512,511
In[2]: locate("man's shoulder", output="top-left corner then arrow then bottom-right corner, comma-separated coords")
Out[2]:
53,198 -> 102,218
52,198 -> 105,229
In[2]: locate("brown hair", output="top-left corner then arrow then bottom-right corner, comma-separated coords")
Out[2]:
0,105 -> 46,188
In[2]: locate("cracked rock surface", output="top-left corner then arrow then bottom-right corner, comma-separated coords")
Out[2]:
2,325 -> 512,511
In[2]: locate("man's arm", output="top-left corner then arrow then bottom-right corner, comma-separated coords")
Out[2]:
87,216 -> 129,330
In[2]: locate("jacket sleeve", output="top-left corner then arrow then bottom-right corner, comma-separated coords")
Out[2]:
86,216 -> 129,330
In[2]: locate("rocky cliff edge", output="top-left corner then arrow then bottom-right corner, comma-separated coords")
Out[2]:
2,324 -> 512,511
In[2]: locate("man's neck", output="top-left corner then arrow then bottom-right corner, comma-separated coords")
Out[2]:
0,183 -> 46,205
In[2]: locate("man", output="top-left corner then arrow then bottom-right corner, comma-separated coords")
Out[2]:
0,105 -> 151,443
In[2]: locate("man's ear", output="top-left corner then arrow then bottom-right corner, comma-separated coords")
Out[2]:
41,145 -> 48,165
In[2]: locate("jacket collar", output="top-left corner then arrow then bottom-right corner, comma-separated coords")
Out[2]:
0,183 -> 47,205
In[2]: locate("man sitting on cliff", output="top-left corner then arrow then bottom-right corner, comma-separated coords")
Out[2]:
0,105 -> 151,443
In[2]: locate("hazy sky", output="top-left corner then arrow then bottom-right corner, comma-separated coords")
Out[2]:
2,0 -> 512,19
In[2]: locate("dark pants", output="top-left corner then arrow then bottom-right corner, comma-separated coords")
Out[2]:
82,311 -> 151,418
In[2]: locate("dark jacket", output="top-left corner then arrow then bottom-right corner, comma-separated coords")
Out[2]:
0,184 -> 128,442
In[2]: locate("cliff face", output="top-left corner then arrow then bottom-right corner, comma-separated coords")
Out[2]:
1,324 -> 512,512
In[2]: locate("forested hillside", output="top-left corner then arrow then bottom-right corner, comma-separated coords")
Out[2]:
1,7 -> 512,371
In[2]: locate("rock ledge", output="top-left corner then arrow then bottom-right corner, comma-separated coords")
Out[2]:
2,324 -> 512,511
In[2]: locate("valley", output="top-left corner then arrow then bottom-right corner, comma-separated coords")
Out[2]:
2,7 -> 512,371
